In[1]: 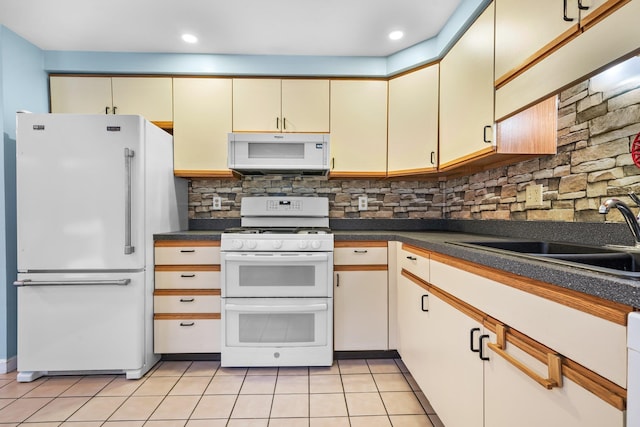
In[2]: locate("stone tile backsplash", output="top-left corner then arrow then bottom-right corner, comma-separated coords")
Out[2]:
189,76 -> 640,223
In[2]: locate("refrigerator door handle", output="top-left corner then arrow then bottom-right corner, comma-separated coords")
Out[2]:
124,148 -> 135,255
14,279 -> 131,287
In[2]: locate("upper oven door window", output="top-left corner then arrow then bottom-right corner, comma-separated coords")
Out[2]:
221,252 -> 332,298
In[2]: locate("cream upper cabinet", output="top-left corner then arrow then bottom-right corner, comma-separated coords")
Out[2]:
495,0 -> 580,86
439,3 -> 494,170
232,78 -> 329,132
172,78 -> 233,176
329,80 -> 388,178
387,65 -> 439,176
50,76 -> 173,122
495,0 -> 639,119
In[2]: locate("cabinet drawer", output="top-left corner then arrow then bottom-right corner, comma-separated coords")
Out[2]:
154,317 -> 220,353
154,244 -> 220,265
334,243 -> 387,265
155,269 -> 220,290
398,244 -> 430,281
154,293 -> 220,313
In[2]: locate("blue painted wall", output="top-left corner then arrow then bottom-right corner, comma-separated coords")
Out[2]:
0,26 -> 48,363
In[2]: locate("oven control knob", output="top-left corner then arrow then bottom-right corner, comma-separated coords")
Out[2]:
231,239 -> 243,249
272,240 -> 283,249
311,240 -> 321,249
298,240 -> 308,249
246,240 -> 257,249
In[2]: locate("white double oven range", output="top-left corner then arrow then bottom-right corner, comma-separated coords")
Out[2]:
220,196 -> 334,367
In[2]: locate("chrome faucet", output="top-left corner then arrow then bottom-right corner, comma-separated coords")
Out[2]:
599,193 -> 640,247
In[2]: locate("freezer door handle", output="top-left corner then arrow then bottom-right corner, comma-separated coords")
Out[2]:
124,148 -> 135,255
13,279 -> 131,287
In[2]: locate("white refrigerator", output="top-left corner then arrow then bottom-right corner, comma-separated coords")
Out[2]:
15,114 -> 187,382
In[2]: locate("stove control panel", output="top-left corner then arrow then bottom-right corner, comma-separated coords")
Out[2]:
221,234 -> 334,252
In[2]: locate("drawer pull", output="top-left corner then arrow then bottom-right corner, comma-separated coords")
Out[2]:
180,274 -> 196,278
180,321 -> 195,327
407,256 -> 417,261
354,250 -> 368,254
487,324 -> 563,389
180,249 -> 196,253
180,298 -> 195,303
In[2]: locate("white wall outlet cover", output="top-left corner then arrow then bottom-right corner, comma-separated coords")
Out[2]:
212,196 -> 222,210
358,196 -> 368,211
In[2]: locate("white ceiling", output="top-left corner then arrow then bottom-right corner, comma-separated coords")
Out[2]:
0,0 -> 462,57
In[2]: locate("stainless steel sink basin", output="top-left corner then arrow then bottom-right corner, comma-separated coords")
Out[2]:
449,240 -> 640,279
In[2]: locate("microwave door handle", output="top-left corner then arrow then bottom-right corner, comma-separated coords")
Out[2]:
225,303 -> 328,313
222,253 -> 330,263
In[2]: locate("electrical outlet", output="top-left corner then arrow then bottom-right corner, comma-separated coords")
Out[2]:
358,196 -> 368,211
525,184 -> 544,207
212,196 -> 222,210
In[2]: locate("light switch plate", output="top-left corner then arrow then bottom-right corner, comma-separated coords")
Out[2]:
525,184 -> 544,208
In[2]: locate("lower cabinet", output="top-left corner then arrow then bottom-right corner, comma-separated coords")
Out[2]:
396,243 -> 628,427
153,240 -> 221,353
333,242 -> 388,351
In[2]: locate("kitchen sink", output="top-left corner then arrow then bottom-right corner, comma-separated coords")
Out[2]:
448,240 -> 640,279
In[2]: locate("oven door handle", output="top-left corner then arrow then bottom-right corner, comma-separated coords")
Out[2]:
222,253 -> 330,263
225,303 -> 328,313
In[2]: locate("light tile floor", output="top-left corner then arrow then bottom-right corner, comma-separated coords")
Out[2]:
0,359 -> 444,427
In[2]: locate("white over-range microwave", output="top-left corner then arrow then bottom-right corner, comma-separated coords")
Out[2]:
227,133 -> 330,175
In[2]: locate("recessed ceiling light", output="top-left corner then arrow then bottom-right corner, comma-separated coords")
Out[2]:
182,34 -> 198,44
389,31 -> 404,41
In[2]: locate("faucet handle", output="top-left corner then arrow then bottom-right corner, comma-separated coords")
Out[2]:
629,192 -> 640,206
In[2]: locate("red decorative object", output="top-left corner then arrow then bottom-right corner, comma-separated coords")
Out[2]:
632,132 -> 640,168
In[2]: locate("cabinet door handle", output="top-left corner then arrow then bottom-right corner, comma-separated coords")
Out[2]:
430,151 -> 435,165
180,321 -> 195,327
563,0 -> 575,21
421,294 -> 429,312
113,106 -> 117,114
479,334 -> 490,361
283,117 -> 287,130
180,274 -> 196,278
469,328 -> 481,353
276,117 -> 280,130
406,256 -> 417,261
331,157 -> 335,170
336,273 -> 340,287
180,298 -> 195,302
105,106 -> 110,114
180,249 -> 196,253
577,0 -> 589,10
353,250 -> 368,254
483,125 -> 492,143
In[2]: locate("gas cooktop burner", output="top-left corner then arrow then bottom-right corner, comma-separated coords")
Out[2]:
223,227 -> 332,235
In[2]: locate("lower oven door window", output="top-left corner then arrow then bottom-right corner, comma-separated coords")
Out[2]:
224,298 -> 330,347
221,252 -> 332,298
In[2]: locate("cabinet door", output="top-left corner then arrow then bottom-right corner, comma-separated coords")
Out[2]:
387,65 -> 439,175
173,78 -> 232,172
281,79 -> 329,132
232,78 -> 281,132
110,77 -> 173,122
495,0 -> 579,84
422,293 -> 484,427
49,76 -> 112,114
334,270 -> 388,351
484,332 -> 624,427
396,275 -> 430,388
329,80 -> 388,176
439,4 -> 495,168
495,0 -> 640,119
